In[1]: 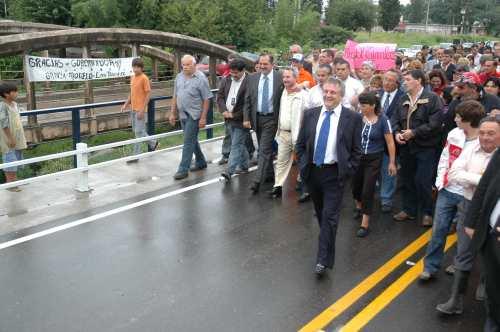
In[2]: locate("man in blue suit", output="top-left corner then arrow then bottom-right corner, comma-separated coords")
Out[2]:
296,77 -> 362,276
378,69 -> 405,212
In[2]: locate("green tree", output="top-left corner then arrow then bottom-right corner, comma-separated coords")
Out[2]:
407,0 -> 426,24
273,0 -> 320,49
72,0 -> 124,27
10,0 -> 72,25
326,0 -> 376,32
313,25 -> 354,47
378,0 -> 401,31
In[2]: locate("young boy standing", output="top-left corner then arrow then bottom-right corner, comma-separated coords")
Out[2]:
0,82 -> 27,191
121,58 -> 158,162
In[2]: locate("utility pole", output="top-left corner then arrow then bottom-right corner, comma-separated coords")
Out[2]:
424,0 -> 430,32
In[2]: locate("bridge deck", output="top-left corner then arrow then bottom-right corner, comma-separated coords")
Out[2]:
0,140 -> 484,332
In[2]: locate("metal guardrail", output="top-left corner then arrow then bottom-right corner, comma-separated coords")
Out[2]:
0,89 -> 221,191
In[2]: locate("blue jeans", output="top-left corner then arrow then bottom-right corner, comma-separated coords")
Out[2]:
423,189 -> 464,274
131,111 -> 156,155
380,153 -> 397,207
2,149 -> 23,172
227,125 -> 249,174
177,115 -> 206,174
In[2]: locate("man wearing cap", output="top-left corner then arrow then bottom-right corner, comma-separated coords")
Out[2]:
444,72 -> 500,136
290,54 -> 316,90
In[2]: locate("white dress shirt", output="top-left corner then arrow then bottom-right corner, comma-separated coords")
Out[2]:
380,89 -> 397,113
225,73 -> 245,112
341,76 -> 364,109
448,142 -> 495,201
314,103 -> 342,164
257,70 -> 274,113
308,84 -> 324,108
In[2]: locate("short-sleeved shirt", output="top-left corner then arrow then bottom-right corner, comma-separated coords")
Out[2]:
174,70 -> 213,120
361,114 -> 392,155
130,73 -> 151,112
297,68 -> 316,88
0,101 -> 27,153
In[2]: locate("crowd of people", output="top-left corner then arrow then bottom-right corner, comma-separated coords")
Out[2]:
1,40 -> 499,330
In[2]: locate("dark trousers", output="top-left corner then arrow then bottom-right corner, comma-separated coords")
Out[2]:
307,164 -> 345,268
482,232 -> 500,331
254,115 -> 277,184
399,147 -> 437,217
352,152 -> 383,216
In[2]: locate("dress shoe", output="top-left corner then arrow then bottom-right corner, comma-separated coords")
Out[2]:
419,270 -> 434,282
381,205 -> 392,213
421,215 -> 433,227
220,172 -> 231,183
393,211 -> 416,221
315,263 -> 327,277
217,157 -> 228,165
173,172 -> 188,180
268,186 -> 282,198
250,182 -> 260,195
190,164 -> 207,172
297,192 -> 310,203
357,226 -> 369,238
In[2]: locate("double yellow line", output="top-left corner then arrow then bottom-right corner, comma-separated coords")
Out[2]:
299,229 -> 457,332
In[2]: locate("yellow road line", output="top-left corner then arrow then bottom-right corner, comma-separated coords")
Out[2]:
299,229 -> 432,332
341,234 -> 457,332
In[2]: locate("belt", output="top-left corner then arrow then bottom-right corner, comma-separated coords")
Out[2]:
314,163 -> 337,169
257,112 -> 274,117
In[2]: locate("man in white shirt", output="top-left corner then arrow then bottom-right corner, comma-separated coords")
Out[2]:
434,116 -> 498,316
308,64 -> 332,109
268,68 -> 309,198
335,59 -> 364,110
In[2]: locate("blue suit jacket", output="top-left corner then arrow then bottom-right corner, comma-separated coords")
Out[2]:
295,106 -> 362,180
378,88 -> 405,120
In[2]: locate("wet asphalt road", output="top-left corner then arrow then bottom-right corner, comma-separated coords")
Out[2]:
0,169 -> 484,332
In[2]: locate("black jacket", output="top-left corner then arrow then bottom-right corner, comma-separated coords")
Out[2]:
391,89 -> 444,151
295,106 -> 362,180
217,74 -> 248,128
378,88 -> 405,120
464,148 -> 500,253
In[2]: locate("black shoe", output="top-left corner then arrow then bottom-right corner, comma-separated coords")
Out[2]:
250,182 -> 260,195
190,164 -> 207,172
298,192 -> 310,203
220,172 -> 231,183
315,263 -> 327,277
381,205 -> 392,213
147,141 -> 159,152
173,172 -> 188,180
357,226 -> 369,238
353,208 -> 362,219
126,158 -> 139,164
217,157 -> 228,165
268,186 -> 282,198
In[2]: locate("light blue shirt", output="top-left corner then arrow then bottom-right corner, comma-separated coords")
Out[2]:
257,70 -> 274,114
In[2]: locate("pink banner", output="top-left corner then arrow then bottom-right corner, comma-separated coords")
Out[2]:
343,40 -> 396,71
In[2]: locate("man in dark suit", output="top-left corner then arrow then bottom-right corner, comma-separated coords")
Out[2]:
378,69 -> 405,213
217,59 -> 250,182
464,145 -> 500,331
243,53 -> 284,194
296,77 -> 362,276
433,49 -> 456,82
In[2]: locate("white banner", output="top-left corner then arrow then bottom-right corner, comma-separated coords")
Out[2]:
25,55 -> 135,82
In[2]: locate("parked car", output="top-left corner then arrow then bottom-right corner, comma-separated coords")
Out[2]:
196,56 -> 229,76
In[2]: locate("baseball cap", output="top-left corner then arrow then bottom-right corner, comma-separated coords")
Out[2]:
290,53 -> 304,62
